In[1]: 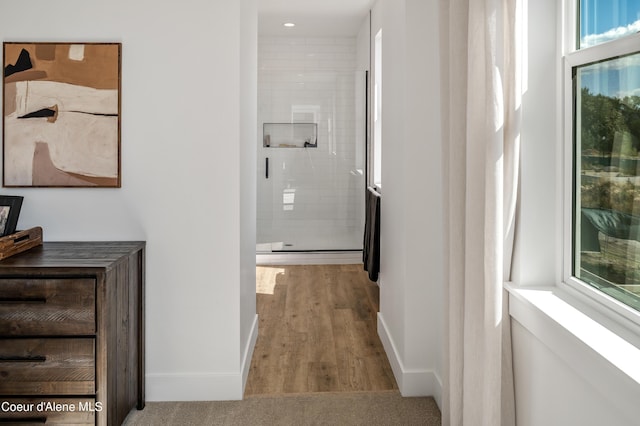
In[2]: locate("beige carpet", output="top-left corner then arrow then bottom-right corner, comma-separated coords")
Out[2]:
123,390 -> 441,425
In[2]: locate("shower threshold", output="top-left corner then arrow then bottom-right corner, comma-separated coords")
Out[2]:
256,244 -> 363,265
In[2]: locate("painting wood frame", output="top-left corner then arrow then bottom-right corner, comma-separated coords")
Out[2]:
0,195 -> 23,236
3,42 -> 121,187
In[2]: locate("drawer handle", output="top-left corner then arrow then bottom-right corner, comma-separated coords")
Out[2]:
0,355 -> 47,362
0,417 -> 47,423
0,297 -> 46,304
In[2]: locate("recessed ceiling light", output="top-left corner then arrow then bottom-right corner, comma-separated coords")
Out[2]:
284,22 -> 295,28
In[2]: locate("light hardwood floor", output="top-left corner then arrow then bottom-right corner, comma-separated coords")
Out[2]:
244,264 -> 398,396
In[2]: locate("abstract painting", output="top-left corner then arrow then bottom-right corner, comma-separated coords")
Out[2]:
3,43 -> 121,187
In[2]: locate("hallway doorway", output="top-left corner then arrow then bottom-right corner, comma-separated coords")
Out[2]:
245,264 -> 396,395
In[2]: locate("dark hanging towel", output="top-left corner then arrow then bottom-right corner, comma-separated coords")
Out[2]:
363,186 -> 381,282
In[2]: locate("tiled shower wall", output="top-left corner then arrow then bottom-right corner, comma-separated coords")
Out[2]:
257,36 -> 366,251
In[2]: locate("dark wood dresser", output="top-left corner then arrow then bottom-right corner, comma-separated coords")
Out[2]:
0,242 -> 145,425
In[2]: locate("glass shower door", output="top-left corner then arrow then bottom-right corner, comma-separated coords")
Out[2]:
256,69 -> 366,252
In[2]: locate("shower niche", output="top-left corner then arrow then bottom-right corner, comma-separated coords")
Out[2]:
263,123 -> 317,148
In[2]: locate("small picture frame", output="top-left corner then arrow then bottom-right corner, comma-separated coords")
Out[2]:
0,195 -> 23,237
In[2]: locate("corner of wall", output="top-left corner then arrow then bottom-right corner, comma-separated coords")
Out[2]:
377,312 -> 442,402
241,314 -> 259,393
146,373 -> 244,402
145,315 -> 258,402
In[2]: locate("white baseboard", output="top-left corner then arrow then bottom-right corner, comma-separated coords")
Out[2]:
377,313 -> 442,408
146,372 -> 242,401
146,315 -> 259,402
256,251 -> 363,265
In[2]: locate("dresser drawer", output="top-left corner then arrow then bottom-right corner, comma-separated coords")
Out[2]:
0,398 -> 95,425
0,338 -> 95,395
0,279 -> 95,336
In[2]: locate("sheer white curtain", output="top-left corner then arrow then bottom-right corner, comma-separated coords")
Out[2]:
440,0 -> 523,425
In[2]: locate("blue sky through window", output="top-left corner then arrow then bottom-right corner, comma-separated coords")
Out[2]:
579,0 -> 640,99
580,0 -> 640,48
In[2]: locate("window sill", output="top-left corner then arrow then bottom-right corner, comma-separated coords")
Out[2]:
506,282 -> 640,412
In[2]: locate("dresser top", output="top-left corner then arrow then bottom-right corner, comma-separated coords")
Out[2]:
0,241 -> 145,271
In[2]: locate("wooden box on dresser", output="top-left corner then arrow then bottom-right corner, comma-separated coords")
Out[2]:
0,242 -> 145,425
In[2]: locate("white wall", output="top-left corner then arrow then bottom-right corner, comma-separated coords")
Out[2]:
376,0 -> 443,403
0,0 -> 257,400
512,320 -> 636,426
240,0 -> 259,392
512,0 -> 561,287
512,0 -> 640,424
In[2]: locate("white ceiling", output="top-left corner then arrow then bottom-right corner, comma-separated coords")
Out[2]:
258,0 -> 374,37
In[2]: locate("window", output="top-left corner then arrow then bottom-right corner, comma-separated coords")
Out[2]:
371,29 -> 382,190
567,0 -> 640,314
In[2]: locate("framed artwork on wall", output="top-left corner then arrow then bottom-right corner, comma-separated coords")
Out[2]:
2,42 -> 121,187
0,195 -> 23,236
